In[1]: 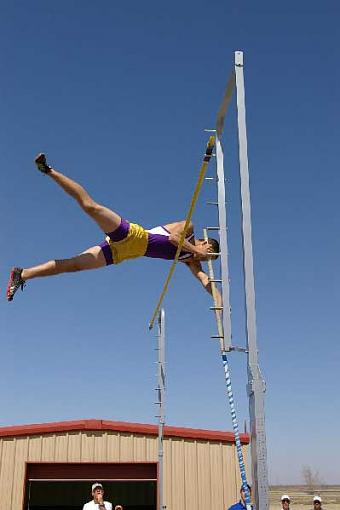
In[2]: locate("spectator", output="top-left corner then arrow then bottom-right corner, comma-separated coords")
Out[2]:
83,482 -> 112,510
312,496 -> 322,510
115,505 -> 123,510
281,495 -> 290,510
228,484 -> 252,510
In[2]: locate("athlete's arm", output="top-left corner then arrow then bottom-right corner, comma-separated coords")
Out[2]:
186,260 -> 222,309
168,232 -> 200,256
165,221 -> 205,257
165,220 -> 196,255
165,221 -> 211,259
164,220 -> 194,237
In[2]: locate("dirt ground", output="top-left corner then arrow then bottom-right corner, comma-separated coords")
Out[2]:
269,486 -> 340,510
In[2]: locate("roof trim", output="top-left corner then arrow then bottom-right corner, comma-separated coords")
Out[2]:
0,419 -> 249,444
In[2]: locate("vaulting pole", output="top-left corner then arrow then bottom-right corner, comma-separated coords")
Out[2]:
149,136 -> 215,330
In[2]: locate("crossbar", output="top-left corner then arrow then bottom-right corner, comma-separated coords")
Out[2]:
216,71 -> 236,138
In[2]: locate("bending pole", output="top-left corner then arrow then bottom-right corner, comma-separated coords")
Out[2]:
149,135 -> 215,330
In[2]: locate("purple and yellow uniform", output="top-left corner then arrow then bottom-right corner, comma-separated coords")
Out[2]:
99,218 -> 193,265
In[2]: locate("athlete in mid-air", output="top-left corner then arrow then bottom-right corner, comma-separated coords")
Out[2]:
7,154 -> 220,303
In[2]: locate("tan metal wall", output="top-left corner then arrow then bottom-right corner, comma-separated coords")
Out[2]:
0,431 -> 248,510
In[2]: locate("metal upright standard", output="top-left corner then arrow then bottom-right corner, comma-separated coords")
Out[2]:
235,51 -> 268,510
206,51 -> 269,510
156,309 -> 166,510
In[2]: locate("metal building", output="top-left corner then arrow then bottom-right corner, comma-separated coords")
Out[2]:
0,419 -> 249,510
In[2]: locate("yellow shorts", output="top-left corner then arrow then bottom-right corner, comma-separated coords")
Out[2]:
106,222 -> 148,265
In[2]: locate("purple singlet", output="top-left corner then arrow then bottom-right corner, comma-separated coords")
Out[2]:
144,225 -> 193,261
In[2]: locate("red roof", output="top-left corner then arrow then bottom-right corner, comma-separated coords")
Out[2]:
0,419 -> 249,444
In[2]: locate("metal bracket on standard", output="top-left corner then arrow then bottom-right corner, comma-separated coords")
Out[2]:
229,346 -> 248,353
247,373 -> 266,396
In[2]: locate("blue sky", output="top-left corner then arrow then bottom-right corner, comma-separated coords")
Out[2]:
1,1 -> 339,485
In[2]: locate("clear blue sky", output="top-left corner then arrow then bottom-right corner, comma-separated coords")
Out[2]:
1,0 -> 339,485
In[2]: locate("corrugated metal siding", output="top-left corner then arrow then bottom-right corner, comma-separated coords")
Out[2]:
12,438 -> 28,510
68,432 -> 81,461
0,439 -> 16,507
0,431 -> 247,510
163,437 -> 244,510
184,440 -> 198,510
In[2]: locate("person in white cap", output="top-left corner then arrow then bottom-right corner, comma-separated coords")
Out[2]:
281,495 -> 290,510
312,496 -> 322,510
83,482 -> 112,510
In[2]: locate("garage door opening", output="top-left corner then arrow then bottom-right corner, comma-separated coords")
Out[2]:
24,463 -> 157,510
26,480 -> 157,510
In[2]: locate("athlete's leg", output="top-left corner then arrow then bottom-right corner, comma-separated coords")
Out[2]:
22,245 -> 107,281
7,245 -> 108,301
35,154 -> 121,234
48,168 -> 121,233
7,245 -> 112,301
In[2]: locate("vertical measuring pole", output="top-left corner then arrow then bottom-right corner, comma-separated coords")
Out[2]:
235,50 -> 269,510
215,135 -> 232,351
157,309 -> 166,510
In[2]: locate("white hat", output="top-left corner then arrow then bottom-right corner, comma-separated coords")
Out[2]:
281,495 -> 290,502
92,482 -> 103,491
313,496 -> 322,503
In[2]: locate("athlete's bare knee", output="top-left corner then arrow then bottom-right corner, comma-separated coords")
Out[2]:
82,199 -> 102,216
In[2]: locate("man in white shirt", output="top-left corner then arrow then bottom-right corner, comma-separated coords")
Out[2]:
83,482 -> 112,510
311,496 -> 322,510
281,495 -> 291,510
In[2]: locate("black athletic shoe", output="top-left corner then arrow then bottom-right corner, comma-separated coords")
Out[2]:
6,267 -> 26,301
35,153 -> 52,174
